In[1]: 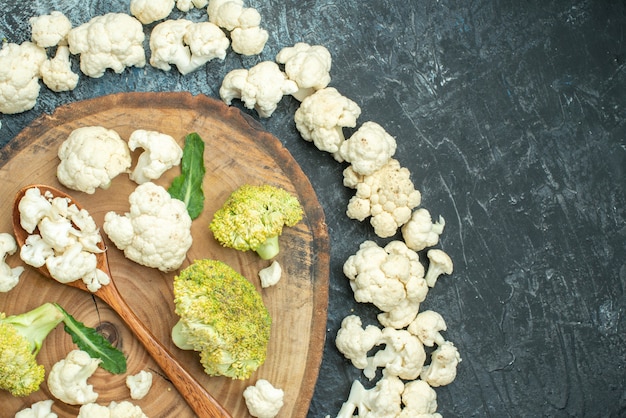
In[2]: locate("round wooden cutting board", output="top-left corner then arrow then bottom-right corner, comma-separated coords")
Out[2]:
0,92 -> 329,417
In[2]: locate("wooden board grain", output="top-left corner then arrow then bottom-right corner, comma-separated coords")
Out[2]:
0,92 -> 329,418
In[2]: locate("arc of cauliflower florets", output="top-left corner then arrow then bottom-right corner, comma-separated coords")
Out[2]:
172,259 -> 272,380
209,184 -> 304,260
0,303 -> 64,397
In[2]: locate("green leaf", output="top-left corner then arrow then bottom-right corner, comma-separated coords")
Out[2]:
54,304 -> 127,374
168,132 -> 206,220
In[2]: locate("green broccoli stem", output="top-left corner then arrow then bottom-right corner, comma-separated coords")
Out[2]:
255,235 -> 280,260
3,303 -> 64,355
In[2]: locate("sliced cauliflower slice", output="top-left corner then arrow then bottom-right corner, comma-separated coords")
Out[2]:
67,13 -> 146,78
220,61 -> 298,118
294,87 -> 361,160
56,126 -> 132,194
276,42 -> 332,101
344,158 -> 421,238
128,129 -> 183,184
103,182 -> 193,272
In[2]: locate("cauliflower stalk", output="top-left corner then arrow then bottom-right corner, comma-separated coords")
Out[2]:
276,42 -> 332,101
0,303 -> 64,397
149,19 -> 229,75
0,41 -> 47,115
343,240 -> 428,328
47,349 -> 100,405
343,158 -> 421,238
0,232 -> 24,292
67,13 -> 146,78
209,183 -> 304,260
219,61 -> 298,118
171,259 -> 272,380
103,182 -> 193,272
243,379 -> 285,418
294,87 -> 361,160
56,126 -> 132,194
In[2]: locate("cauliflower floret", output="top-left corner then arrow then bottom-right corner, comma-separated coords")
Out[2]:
243,379 -> 285,418
339,121 -> 397,176
0,233 -> 24,293
398,379 -> 441,418
17,187 -> 52,233
276,42 -> 332,101
177,0 -> 209,12
0,42 -> 47,114
128,129 -> 183,184
103,182 -> 193,272
40,45 -> 80,92
149,19 -> 229,75
77,401 -> 147,418
208,0 -> 268,55
424,249 -> 454,288
343,240 -> 428,328
45,242 -> 98,284
220,61 -> 298,118
19,234 -> 54,268
335,315 -> 382,369
29,11 -> 72,48
421,341 -> 462,387
294,87 -> 361,160
56,126 -> 132,194
401,208 -> 446,252
363,327 -> 426,381
130,0 -> 175,24
344,159 -> 421,238
407,310 -> 447,347
15,400 -> 58,418
48,350 -> 100,405
126,370 -> 153,400
258,260 -> 282,288
336,372 -> 405,418
67,13 -> 146,78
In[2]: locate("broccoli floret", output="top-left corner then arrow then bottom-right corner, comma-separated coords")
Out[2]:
0,302 -> 64,396
209,184 -> 304,260
172,259 -> 272,380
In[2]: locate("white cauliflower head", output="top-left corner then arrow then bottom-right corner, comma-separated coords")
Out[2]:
56,126 -> 132,194
276,42 -> 332,101
242,379 -> 285,418
128,129 -> 183,184
343,240 -> 427,328
67,13 -> 146,78
40,45 -> 80,92
149,19 -> 229,75
48,350 -> 100,405
0,41 -> 47,115
0,232 -> 24,293
335,314 -> 382,370
339,121 -> 397,176
29,11 -> 72,48
401,208 -> 445,252
130,0 -> 175,24
344,159 -> 421,238
421,341 -> 462,387
294,87 -> 361,160
103,182 -> 193,272
219,61 -> 298,118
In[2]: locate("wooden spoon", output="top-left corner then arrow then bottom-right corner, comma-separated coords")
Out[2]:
12,184 -> 231,418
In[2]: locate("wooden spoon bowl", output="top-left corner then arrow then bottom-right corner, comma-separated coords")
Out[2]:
12,184 -> 231,418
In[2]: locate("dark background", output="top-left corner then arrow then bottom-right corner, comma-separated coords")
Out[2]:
1,1 -> 624,417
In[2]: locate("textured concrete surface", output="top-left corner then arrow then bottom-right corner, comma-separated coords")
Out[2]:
1,1 -> 624,417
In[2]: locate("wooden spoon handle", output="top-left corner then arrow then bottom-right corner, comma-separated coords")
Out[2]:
103,289 -> 231,418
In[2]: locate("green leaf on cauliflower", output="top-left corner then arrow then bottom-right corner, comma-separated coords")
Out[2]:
168,132 -> 206,220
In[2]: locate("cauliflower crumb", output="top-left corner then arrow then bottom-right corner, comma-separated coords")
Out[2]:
259,260 -> 282,288
243,379 -> 285,418
126,370 -> 153,400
